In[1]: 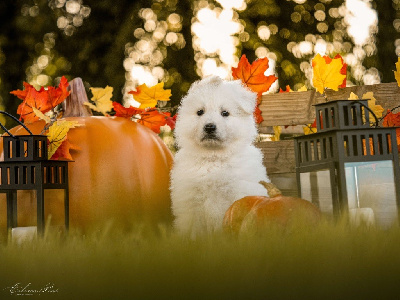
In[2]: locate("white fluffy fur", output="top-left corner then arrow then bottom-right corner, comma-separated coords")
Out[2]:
170,76 -> 270,237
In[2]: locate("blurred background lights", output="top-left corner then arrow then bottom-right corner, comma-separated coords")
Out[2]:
65,0 -> 81,14
344,0 -> 377,46
314,10 -> 326,21
123,6 -> 185,107
52,0 -> 91,36
298,41 -> 313,55
191,1 -> 244,79
9,0 -> 395,114
216,0 -> 246,10
258,25 -> 271,41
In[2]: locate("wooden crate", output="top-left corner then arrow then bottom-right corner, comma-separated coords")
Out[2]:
257,82 -> 400,196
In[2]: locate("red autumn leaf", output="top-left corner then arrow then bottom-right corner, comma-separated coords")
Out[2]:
47,76 -> 70,108
10,82 -> 30,100
166,114 -> 177,130
137,108 -> 168,134
334,54 -> 347,88
11,85 -> 52,123
279,85 -> 291,93
382,109 -> 400,127
112,102 -> 144,118
311,118 -> 317,128
50,138 -> 80,161
232,54 -> 278,97
254,106 -> 264,124
10,76 -> 70,123
382,109 -> 400,152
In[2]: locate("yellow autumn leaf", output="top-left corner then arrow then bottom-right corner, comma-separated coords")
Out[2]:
271,126 -> 282,141
297,85 -> 308,92
84,86 -> 114,115
312,54 -> 346,95
47,120 -> 82,159
130,82 -> 172,109
32,107 -> 51,123
303,124 -> 317,135
394,57 -> 400,87
348,92 -> 359,101
347,92 -> 384,124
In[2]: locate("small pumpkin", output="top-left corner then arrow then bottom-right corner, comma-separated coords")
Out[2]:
0,78 -> 173,231
223,182 -> 321,234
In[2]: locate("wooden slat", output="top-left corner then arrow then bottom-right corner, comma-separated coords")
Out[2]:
315,82 -> 400,109
259,82 -> 400,127
259,90 -> 315,127
256,140 -> 296,174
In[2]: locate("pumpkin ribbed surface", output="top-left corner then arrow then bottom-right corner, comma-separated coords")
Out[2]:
223,192 -> 321,233
0,116 -> 173,231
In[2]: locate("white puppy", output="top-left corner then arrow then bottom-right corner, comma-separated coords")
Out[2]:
170,76 -> 270,237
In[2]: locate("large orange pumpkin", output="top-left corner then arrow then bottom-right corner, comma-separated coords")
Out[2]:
0,79 -> 173,232
223,182 -> 321,234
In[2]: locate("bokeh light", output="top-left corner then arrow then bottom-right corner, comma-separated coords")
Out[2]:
4,0 -> 396,118
191,0 -> 245,79
49,0 -> 91,36
286,0 -> 380,87
123,6 -> 185,106
25,33 -> 72,88
344,0 -> 377,46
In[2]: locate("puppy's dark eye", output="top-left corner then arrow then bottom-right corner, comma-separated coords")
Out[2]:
197,109 -> 204,116
221,111 -> 230,117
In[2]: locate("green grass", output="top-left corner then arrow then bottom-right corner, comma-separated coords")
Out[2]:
1,219 -> 400,300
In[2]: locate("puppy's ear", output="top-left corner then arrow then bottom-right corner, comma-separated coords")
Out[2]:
230,80 -> 257,115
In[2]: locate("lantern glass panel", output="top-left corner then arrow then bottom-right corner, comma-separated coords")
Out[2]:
300,169 -> 334,215
344,160 -> 398,228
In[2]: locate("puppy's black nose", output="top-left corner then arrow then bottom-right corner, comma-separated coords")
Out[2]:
204,123 -> 217,134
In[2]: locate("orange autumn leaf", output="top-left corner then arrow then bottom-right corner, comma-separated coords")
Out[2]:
137,108 -> 168,134
50,138 -> 80,161
112,102 -> 144,118
232,54 -> 277,97
11,76 -> 70,123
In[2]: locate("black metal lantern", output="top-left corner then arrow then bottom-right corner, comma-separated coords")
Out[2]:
294,100 -> 400,227
0,112 -> 70,236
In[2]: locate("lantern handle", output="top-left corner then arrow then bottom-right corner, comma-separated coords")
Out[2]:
349,101 -> 379,128
0,111 -> 34,138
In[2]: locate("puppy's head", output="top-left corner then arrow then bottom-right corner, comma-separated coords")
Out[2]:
174,76 -> 258,150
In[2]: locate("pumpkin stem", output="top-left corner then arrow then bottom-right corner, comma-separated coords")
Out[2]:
62,77 -> 93,117
260,181 -> 282,198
